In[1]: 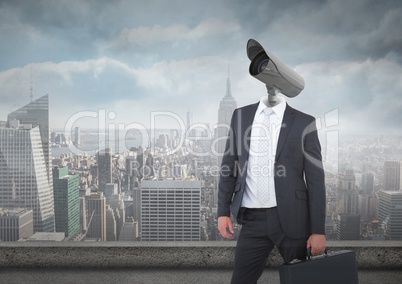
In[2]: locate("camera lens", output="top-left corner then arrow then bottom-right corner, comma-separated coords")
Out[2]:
258,59 -> 269,73
250,52 -> 269,75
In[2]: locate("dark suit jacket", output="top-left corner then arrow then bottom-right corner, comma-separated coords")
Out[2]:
218,102 -> 326,239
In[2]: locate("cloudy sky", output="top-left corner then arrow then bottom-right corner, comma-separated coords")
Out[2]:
0,0 -> 401,136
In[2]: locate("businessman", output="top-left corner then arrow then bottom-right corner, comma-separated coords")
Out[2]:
217,95 -> 326,284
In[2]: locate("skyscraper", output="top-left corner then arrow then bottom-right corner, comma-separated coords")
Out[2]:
7,95 -> 51,183
0,124 -> 55,232
378,191 -> 402,240
118,217 -> 138,241
107,193 -> 125,241
141,180 -> 201,241
0,208 -> 33,241
105,205 -> 117,241
337,169 -> 359,214
361,172 -> 374,194
86,192 -> 106,241
216,74 -> 237,168
53,167 -> 80,237
186,111 -> 193,131
336,213 -> 360,240
74,127 -> 80,146
383,161 -> 401,191
97,148 -> 112,193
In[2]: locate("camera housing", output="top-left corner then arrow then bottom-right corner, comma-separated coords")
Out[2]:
247,39 -> 305,98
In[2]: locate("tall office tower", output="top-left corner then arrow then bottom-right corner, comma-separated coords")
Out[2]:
136,147 -> 146,180
216,75 -> 237,169
337,169 -> 359,214
105,205 -> 117,241
79,197 -> 87,234
133,187 -> 141,228
118,217 -> 138,241
51,132 -> 57,143
7,95 -> 51,183
86,192 -> 106,241
0,208 -> 33,241
74,127 -> 80,146
105,183 -> 118,198
186,111 -> 193,130
97,148 -> 112,193
0,125 -> 55,232
52,167 -> 80,237
378,191 -> 402,240
145,153 -> 154,178
383,161 -> 400,191
358,192 -> 379,224
125,155 -> 137,190
141,180 -> 201,241
362,172 -> 374,194
107,193 -> 125,240
186,111 -> 196,136
336,213 -> 360,240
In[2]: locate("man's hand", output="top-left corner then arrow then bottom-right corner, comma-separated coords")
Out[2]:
307,234 -> 326,255
218,216 -> 235,239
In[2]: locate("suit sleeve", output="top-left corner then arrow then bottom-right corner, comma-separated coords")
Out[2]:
303,118 -> 326,235
217,109 -> 239,217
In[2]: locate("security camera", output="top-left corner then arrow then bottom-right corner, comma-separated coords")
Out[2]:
247,39 -> 305,99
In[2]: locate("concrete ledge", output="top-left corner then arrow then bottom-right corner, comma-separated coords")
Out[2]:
0,241 -> 401,269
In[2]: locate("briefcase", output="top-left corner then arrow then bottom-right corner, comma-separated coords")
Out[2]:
279,250 -> 358,284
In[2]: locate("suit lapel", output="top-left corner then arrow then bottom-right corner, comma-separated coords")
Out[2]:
275,104 -> 295,161
240,103 -> 258,164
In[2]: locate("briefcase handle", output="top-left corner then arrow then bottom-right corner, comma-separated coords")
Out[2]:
306,247 -> 328,260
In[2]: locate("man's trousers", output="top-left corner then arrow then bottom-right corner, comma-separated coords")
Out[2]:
231,207 -> 308,284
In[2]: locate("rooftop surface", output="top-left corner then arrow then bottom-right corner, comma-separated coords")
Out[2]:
0,268 -> 401,284
0,241 -> 401,284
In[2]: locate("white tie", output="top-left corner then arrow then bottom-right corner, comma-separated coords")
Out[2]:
257,108 -> 273,206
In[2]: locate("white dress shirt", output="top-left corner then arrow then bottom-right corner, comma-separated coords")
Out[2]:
241,96 -> 287,208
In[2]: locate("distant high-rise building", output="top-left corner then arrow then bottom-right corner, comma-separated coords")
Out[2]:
104,183 -> 118,198
362,172 -> 374,194
105,205 -> 117,241
74,127 -> 80,146
383,161 -> 400,191
7,95 -> 51,183
358,193 -> 378,223
97,148 -> 112,193
107,193 -> 125,240
336,213 -> 360,240
141,180 -> 201,241
79,197 -> 87,234
186,111 -> 193,130
125,155 -> 137,190
0,208 -> 34,241
216,74 -> 237,168
53,167 -> 80,237
0,126 -> 55,232
145,153 -> 154,178
337,169 -> 359,215
86,192 -> 106,241
378,191 -> 402,240
136,147 -> 146,180
118,217 -> 138,241
132,187 -> 141,227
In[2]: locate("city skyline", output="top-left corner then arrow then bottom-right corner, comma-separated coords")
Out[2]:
1,92 -> 402,242
0,0 -> 402,135
1,0 -> 402,244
